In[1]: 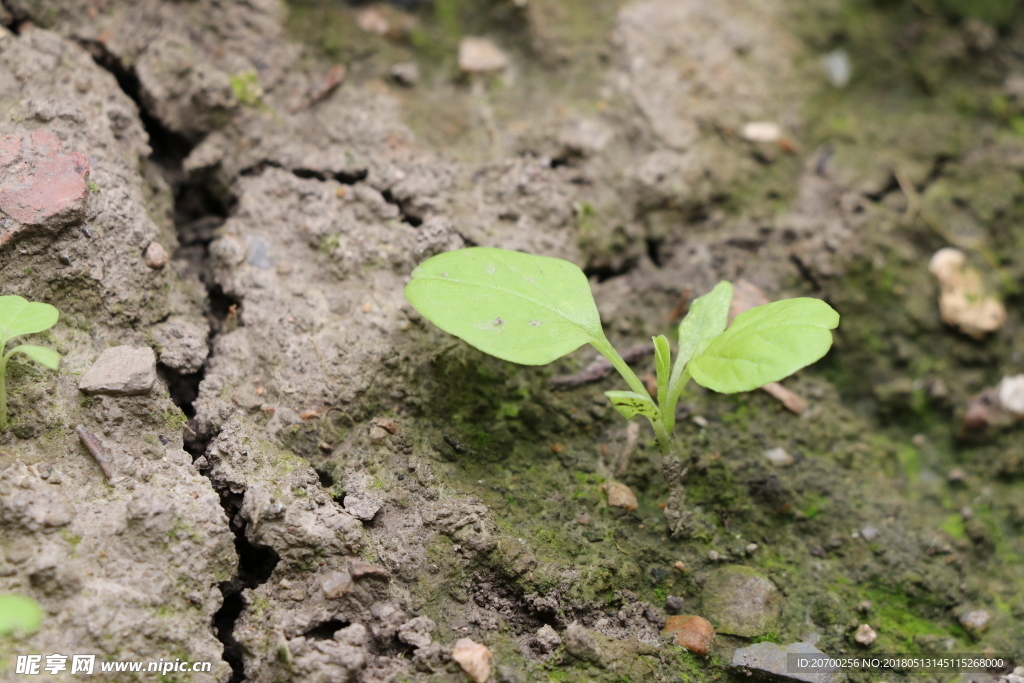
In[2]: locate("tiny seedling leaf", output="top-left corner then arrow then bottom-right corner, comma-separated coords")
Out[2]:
675,281 -> 733,370
0,594 -> 42,636
7,345 -> 61,370
605,390 -> 661,420
688,298 -> 839,393
404,247 -> 606,365
0,296 -> 59,342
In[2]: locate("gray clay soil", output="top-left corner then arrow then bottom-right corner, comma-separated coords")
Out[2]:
1,1 -> 1023,682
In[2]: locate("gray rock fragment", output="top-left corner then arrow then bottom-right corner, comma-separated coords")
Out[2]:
397,615 -> 435,649
701,565 -> 782,637
564,622 -> 603,666
732,641 -> 845,683
152,316 -> 210,374
78,346 -> 157,396
343,494 -> 381,522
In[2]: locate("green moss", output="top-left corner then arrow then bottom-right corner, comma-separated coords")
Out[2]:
230,71 -> 264,107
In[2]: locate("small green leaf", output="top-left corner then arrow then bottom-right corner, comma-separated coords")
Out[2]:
0,594 -> 42,636
653,334 -> 670,408
0,295 -> 59,342
688,298 -> 839,393
404,248 -> 606,365
8,345 -> 61,370
675,281 -> 733,369
605,390 -> 661,420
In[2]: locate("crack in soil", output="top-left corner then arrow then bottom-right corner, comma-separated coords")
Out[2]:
82,42 -> 268,683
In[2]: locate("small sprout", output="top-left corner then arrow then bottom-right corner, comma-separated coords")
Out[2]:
404,248 -> 839,455
0,593 -> 43,635
0,295 -> 61,431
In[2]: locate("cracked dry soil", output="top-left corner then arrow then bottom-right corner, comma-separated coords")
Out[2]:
1,0 -> 1024,682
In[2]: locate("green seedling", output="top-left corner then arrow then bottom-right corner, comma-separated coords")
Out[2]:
404,248 -> 839,454
0,296 -> 61,431
0,593 -> 42,636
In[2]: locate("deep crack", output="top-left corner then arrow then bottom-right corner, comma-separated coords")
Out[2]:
83,41 -> 267,683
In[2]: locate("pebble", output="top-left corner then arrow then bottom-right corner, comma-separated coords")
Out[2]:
854,623 -> 877,645
701,566 -> 782,638
663,615 -> 715,655
856,600 -> 872,614
451,638 -> 492,683
997,375 -> 1024,416
397,615 -> 434,649
78,346 -> 157,396
343,494 -> 382,521
321,569 -> 354,598
534,624 -> 561,654
746,543 -> 759,555
764,447 -> 795,467
144,242 -> 168,269
742,122 -> 782,143
959,609 -> 990,633
563,623 -> 603,665
458,37 -> 509,73
605,482 -> 638,511
929,248 -> 1005,339
947,468 -> 966,485
860,526 -> 879,541
0,130 -> 89,245
390,61 -> 420,87
820,48 -> 852,88
733,641 -> 844,683
356,7 -> 390,35
665,596 -> 685,614
575,513 -> 591,525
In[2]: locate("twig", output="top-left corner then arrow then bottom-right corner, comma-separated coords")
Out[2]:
76,425 -> 112,480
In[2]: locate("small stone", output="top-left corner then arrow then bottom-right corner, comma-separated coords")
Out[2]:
78,346 -> 157,396
576,513 -> 591,525
673,561 -> 686,572
451,638 -> 492,683
854,623 -> 877,645
856,600 -> 872,614
692,415 -> 708,428
998,375 -> 1024,416
947,468 -> 966,485
820,48 -> 852,88
335,623 -> 368,647
151,316 -> 209,374
733,641 -> 844,683
321,569 -> 354,598
959,609 -> 990,633
929,248 -> 1005,339
0,130 -> 89,245
398,615 -> 435,649
343,495 -> 382,521
701,566 -> 782,638
534,624 -> 561,653
742,122 -> 781,143
707,550 -> 720,562
349,559 -> 389,579
746,543 -> 759,555
605,482 -> 638,511
663,615 -> 715,655
764,447 -> 794,467
371,417 -> 401,434
860,526 -> 879,541
369,425 -> 389,444
356,7 -> 390,35
390,61 -> 420,87
665,596 -> 685,614
144,242 -> 169,269
563,623 -> 603,665
760,382 -> 809,415
458,37 -> 509,73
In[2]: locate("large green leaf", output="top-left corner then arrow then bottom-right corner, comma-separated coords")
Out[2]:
0,594 -> 42,636
7,345 -> 60,370
0,296 -> 59,342
404,248 -> 606,365
688,298 -> 839,393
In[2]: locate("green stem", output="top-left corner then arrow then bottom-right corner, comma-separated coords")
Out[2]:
592,338 -> 673,455
0,354 -> 8,432
662,368 -> 691,438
